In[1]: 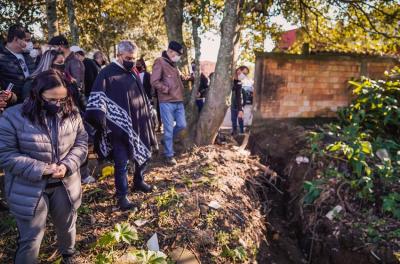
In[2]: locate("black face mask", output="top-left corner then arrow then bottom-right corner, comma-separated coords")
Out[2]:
136,65 -> 143,72
122,60 -> 135,72
101,60 -> 106,66
52,63 -> 65,72
43,101 -> 63,115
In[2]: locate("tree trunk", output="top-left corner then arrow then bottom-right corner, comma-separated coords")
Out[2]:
164,0 -> 191,99
186,17 -> 202,138
164,0 -> 183,44
233,28 -> 241,68
46,0 -> 58,40
65,0 -> 79,45
194,0 -> 240,145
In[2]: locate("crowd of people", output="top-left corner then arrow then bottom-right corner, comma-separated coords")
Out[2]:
0,24 -> 250,263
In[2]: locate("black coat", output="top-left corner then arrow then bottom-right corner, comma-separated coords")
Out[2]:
198,73 -> 209,98
83,58 -> 100,97
231,79 -> 244,111
140,71 -> 153,102
0,47 -> 36,104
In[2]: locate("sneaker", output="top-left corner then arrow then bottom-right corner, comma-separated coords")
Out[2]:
165,157 -> 177,166
117,196 -> 134,211
81,175 -> 96,184
132,181 -> 153,193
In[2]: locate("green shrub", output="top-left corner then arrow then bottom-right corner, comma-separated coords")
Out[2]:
306,67 -> 400,218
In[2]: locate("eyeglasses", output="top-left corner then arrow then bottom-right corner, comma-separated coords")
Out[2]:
42,96 -> 68,104
17,58 -> 28,73
49,49 -> 64,56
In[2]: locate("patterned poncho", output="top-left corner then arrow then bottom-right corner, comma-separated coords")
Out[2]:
85,62 -> 157,165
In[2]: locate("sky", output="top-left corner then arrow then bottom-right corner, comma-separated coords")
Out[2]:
200,15 -> 297,62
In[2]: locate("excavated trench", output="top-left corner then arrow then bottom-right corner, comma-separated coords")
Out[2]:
248,120 -> 396,264
248,121 -> 309,264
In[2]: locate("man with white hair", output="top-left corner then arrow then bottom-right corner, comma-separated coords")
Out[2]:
85,40 -> 157,211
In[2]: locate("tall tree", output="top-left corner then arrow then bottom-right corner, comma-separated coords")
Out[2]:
65,0 -> 79,44
55,0 -> 166,60
164,0 -> 191,97
194,0 -> 240,145
164,0 -> 184,44
45,0 -> 58,39
185,16 -> 202,138
0,0 -> 45,32
290,0 -> 400,54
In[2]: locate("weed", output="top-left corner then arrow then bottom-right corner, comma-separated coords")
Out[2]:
231,228 -> 242,241
78,205 -> 92,215
216,231 -> 230,246
93,222 -> 139,263
199,164 -> 215,176
0,215 -> 16,233
127,249 -> 168,264
199,176 -> 218,188
205,211 -> 218,227
155,187 -> 182,209
158,211 -> 170,227
181,174 -> 193,188
220,245 -> 248,262
382,192 -> 400,219
303,180 -> 322,204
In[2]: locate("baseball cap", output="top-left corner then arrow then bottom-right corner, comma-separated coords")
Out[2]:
70,45 -> 84,53
168,41 -> 183,55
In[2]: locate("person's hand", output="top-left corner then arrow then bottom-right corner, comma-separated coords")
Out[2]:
44,163 -> 58,175
0,98 -> 7,110
182,75 -> 191,81
238,111 -> 244,119
52,164 -> 67,179
0,91 -> 13,101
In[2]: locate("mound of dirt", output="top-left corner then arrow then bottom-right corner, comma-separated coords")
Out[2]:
0,144 -> 272,263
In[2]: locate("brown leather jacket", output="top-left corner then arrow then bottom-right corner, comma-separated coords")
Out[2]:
151,51 -> 184,103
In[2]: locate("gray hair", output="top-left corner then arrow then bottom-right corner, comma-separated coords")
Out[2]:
93,51 -> 103,60
117,40 -> 137,54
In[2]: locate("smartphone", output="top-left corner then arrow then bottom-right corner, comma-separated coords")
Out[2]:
6,83 -> 14,92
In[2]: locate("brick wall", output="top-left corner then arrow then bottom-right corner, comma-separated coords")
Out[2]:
253,53 -> 398,119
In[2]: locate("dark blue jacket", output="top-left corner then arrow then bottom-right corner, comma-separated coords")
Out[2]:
0,46 -> 36,104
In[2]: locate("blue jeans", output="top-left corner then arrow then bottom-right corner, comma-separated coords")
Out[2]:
196,98 -> 205,113
160,102 -> 187,157
231,108 -> 244,134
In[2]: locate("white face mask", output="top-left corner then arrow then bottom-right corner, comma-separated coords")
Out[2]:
172,55 -> 181,62
24,41 -> 34,52
29,48 -> 39,59
238,73 -> 246,81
